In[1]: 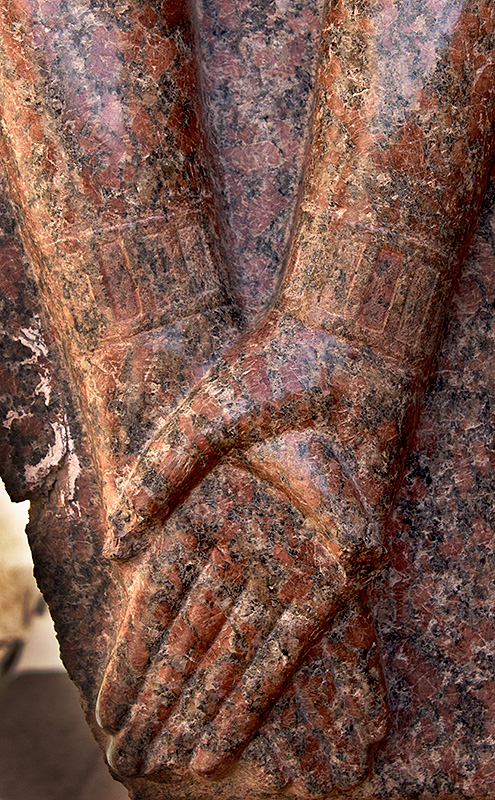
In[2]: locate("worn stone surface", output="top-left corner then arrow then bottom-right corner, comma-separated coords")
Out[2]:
0,0 -> 494,797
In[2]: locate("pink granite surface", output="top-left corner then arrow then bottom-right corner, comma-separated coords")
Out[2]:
0,0 -> 494,797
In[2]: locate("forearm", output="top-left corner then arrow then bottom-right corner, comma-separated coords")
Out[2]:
108,0 -> 494,554
0,0 -> 232,351
281,0 -> 495,372
0,0 -> 239,499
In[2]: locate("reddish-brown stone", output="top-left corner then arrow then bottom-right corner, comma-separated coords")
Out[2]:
0,0 -> 494,797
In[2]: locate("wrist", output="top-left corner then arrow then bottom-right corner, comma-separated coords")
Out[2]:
281,219 -> 455,374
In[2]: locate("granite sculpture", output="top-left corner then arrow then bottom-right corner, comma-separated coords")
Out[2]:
0,0 -> 494,797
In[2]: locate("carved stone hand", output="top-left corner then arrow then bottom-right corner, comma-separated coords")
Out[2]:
0,0 -> 494,795
97,437 -> 389,785
95,298 -> 413,780
107,308 -> 415,557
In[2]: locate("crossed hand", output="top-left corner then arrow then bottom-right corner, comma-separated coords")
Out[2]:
96,308 -> 414,782
106,310 -> 413,560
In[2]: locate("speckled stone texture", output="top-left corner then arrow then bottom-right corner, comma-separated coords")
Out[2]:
0,0 -> 494,798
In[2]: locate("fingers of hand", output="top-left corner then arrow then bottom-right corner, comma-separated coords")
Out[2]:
142,582 -> 285,775
104,544 -> 247,775
189,584 -> 343,776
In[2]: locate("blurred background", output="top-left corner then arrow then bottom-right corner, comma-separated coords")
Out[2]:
0,478 -> 127,800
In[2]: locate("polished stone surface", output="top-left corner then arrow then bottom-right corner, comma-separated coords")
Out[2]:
0,0 -> 494,797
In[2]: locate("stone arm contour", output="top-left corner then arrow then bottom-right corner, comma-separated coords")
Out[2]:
109,0 -> 495,563
100,0 -> 495,773
108,0 -> 495,564
0,0 -> 494,786
107,310 -> 416,563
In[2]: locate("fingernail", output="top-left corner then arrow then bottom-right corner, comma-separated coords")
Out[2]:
189,747 -> 227,776
95,687 -> 104,728
142,734 -> 181,776
95,682 -> 126,734
106,735 -> 141,777
102,527 -> 150,560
